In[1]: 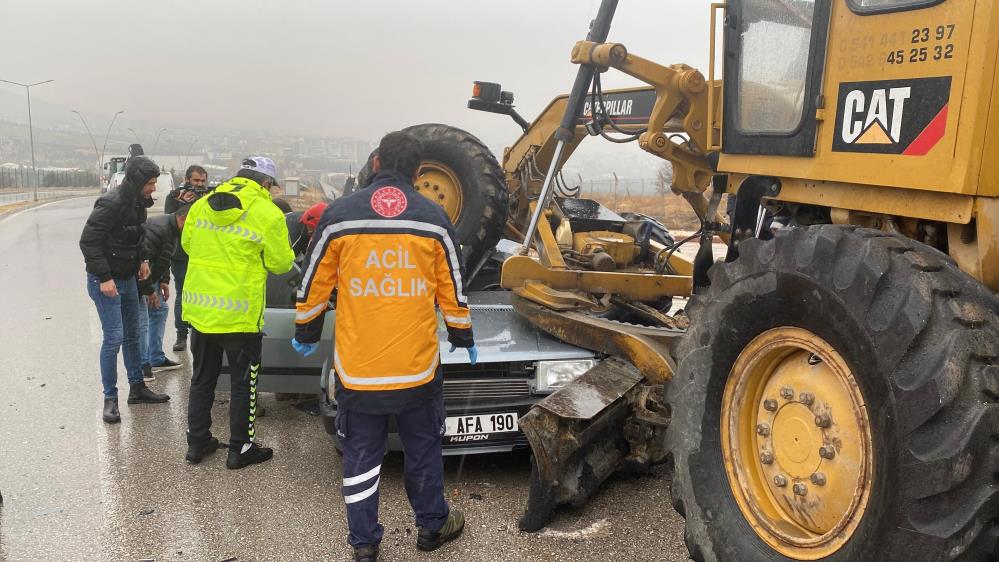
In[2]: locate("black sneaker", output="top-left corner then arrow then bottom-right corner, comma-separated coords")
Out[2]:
102,397 -> 121,424
172,336 -> 187,352
226,443 -> 273,470
126,383 -> 170,404
185,437 -> 221,464
151,358 -> 182,372
142,364 -> 155,382
417,509 -> 465,552
353,545 -> 378,562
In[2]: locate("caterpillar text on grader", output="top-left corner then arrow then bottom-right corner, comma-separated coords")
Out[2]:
358,0 -> 999,559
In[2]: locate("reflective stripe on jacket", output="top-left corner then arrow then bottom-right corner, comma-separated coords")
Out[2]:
295,171 -> 473,403
181,176 -> 295,333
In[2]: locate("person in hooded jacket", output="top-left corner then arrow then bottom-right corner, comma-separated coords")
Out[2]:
181,156 -> 295,469
80,156 -> 171,424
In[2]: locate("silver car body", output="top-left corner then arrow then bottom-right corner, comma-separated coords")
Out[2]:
251,291 -> 595,393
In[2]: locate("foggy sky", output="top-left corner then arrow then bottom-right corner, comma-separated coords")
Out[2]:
1,1 -> 711,156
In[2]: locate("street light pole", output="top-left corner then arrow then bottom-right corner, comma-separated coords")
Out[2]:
152,127 -> 167,154
128,127 -> 142,145
100,110 -> 124,173
71,110 -> 101,180
182,137 -> 198,171
0,78 -> 54,201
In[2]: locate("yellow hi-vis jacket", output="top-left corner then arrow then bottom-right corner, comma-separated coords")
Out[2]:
294,171 -> 473,407
181,176 -> 294,334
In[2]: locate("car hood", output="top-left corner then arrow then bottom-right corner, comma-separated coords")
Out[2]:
261,291 -> 595,369
438,291 -> 595,364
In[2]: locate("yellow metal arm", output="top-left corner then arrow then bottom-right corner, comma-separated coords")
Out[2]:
571,40 -> 715,193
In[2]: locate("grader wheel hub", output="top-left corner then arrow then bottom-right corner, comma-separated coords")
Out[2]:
414,160 -> 463,223
721,327 -> 873,560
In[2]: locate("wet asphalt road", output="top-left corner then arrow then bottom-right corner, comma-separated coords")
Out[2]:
0,197 -> 689,561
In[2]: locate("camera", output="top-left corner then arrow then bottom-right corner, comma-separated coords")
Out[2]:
177,182 -> 209,200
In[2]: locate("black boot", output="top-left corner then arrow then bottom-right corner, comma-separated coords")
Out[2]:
185,437 -> 221,464
353,545 -> 379,562
172,334 -> 187,352
226,442 -> 273,469
102,397 -> 121,424
127,382 -> 170,404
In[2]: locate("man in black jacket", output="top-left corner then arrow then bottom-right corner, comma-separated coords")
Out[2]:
166,165 -> 208,352
137,204 -> 191,378
80,156 -> 171,424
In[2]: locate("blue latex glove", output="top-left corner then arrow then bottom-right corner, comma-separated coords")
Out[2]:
449,344 -> 478,366
291,338 -> 318,357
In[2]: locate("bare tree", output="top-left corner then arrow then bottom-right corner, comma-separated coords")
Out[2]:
655,161 -> 673,197
656,161 -> 674,221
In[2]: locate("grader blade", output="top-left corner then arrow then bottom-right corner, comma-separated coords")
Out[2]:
517,358 -> 671,532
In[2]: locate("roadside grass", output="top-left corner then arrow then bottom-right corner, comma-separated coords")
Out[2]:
586,193 -> 703,232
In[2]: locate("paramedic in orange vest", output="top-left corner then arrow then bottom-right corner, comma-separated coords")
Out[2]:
293,131 -> 475,562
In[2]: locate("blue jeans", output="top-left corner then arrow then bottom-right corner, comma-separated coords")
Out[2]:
138,287 -> 170,367
87,274 -> 143,397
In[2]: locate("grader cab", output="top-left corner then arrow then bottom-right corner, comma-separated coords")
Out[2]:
354,0 -> 999,559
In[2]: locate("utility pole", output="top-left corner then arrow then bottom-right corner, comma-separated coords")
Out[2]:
182,137 -> 198,171
71,110 -> 101,180
100,110 -> 125,173
152,127 -> 166,154
0,78 -> 54,201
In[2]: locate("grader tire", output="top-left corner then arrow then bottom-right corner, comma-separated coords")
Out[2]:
356,123 -> 508,269
667,225 -> 999,561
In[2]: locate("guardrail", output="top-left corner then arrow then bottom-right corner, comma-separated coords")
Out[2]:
0,168 -> 98,189
0,187 -> 99,206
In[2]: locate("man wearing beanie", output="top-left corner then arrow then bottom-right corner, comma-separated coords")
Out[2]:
80,155 -> 171,424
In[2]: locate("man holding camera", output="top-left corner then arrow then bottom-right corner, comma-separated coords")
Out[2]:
166,165 -> 209,352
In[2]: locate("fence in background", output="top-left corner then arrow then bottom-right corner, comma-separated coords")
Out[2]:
0,168 -> 99,189
0,168 -> 99,206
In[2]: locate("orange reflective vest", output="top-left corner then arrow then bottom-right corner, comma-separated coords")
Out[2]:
295,172 -> 473,409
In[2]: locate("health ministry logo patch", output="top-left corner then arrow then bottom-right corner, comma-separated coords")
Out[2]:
370,186 -> 408,218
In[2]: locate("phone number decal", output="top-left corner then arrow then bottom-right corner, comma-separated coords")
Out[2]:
887,24 -> 955,65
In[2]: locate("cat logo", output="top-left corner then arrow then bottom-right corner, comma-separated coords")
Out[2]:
832,77 -> 951,156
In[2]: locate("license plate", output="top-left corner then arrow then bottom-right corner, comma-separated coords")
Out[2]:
445,412 -> 519,436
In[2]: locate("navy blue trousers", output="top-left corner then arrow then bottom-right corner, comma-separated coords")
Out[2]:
336,394 -> 449,548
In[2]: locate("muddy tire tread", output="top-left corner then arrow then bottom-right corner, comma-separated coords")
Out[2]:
668,225 -> 999,561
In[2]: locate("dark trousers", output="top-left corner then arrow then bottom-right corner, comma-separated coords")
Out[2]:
171,259 -> 190,338
336,394 -> 449,548
187,329 -> 261,449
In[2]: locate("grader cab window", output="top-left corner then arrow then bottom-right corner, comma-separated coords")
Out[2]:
723,0 -> 832,155
848,0 -> 947,14
736,0 -> 815,134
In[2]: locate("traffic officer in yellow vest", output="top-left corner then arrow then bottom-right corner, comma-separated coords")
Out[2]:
181,156 -> 295,469
294,132 -> 475,562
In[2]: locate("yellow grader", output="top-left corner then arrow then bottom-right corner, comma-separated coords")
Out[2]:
356,0 -> 998,559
